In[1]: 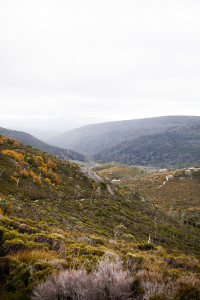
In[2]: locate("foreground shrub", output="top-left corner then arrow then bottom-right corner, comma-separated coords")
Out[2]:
33,258 -> 188,299
137,270 -> 175,299
32,257 -> 134,300
93,258 -> 134,299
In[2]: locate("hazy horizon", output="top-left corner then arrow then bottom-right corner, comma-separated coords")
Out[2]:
1,114 -> 200,142
1,1 -> 200,134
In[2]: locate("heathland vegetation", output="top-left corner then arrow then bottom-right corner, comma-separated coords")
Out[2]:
0,135 -> 200,299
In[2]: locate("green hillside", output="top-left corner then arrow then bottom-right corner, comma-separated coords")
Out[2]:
0,127 -> 87,162
0,135 -> 200,299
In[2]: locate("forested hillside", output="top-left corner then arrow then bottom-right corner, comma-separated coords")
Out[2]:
48,116 -> 200,157
94,124 -> 200,168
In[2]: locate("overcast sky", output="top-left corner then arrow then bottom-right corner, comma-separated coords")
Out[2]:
0,0 -> 200,133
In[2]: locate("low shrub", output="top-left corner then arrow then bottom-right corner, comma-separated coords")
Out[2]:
32,257 -> 134,300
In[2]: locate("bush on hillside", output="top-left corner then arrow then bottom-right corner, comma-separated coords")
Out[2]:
32,258 -> 134,300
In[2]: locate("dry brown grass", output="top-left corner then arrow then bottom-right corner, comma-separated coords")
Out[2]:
8,249 -> 57,263
177,273 -> 200,288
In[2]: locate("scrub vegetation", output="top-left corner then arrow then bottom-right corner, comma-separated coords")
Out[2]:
0,135 -> 200,299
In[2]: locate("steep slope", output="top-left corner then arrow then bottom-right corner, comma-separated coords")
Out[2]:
48,116 -> 200,156
0,127 -> 87,162
0,136 -> 200,299
94,124 -> 200,168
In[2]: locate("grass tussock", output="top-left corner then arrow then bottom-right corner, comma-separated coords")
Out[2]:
8,249 -> 57,264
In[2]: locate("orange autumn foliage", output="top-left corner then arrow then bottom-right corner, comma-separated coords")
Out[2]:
2,150 -> 24,162
52,173 -> 60,185
14,141 -> 20,148
29,171 -> 35,178
10,176 -> 18,184
38,166 -> 48,174
48,159 -> 57,170
33,175 -> 42,185
34,156 -> 44,166
20,169 -> 29,178
44,178 -> 51,185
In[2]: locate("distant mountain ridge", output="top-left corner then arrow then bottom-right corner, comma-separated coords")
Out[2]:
48,116 -> 200,167
48,116 -> 200,154
0,126 -> 87,162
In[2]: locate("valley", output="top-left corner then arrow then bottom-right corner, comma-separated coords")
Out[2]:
47,116 -> 200,168
0,134 -> 200,299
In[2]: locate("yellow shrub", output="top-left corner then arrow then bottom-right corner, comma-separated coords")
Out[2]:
0,138 -> 4,145
33,175 -> 42,185
20,169 -> 29,178
38,166 -> 48,174
29,171 -> 35,178
10,176 -> 18,184
34,156 -> 44,166
44,178 -> 51,185
2,150 -> 23,162
46,170 -> 60,184
52,173 -> 60,185
48,159 -> 57,170
119,189 -> 126,196
13,141 -> 20,148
